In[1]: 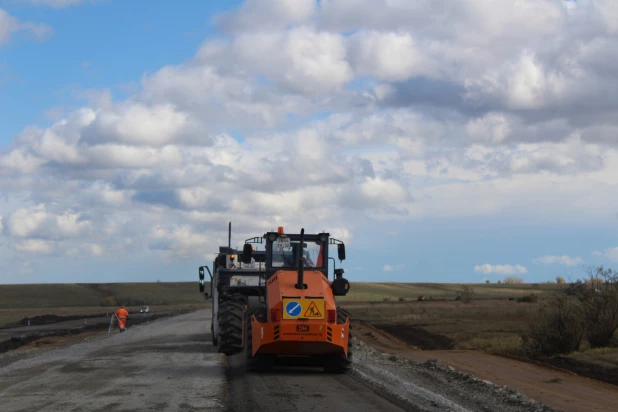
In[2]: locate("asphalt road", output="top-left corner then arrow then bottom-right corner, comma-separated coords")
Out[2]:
0,310 -> 414,412
224,354 -> 413,412
0,311 -> 226,411
0,309 -> 560,412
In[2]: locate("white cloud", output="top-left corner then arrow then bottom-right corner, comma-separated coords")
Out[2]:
3,0 -> 618,271
7,205 -> 49,238
474,264 -> 528,275
90,244 -> 104,256
533,255 -> 583,266
0,8 -> 52,46
13,239 -> 54,254
466,113 -> 512,144
383,264 -> 404,272
595,0 -> 618,33
594,247 -> 618,262
228,27 -> 353,96
83,103 -> 190,146
348,31 -> 435,82
56,211 -> 91,237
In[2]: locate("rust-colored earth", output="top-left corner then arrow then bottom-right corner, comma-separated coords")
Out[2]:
353,321 -> 618,412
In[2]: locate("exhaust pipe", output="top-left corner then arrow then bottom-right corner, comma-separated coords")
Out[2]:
296,228 -> 306,289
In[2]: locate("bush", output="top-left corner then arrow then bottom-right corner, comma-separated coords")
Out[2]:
579,267 -> 618,348
460,285 -> 475,303
100,296 -> 118,306
556,276 -> 566,284
527,266 -> 618,355
504,277 -> 524,284
523,295 -> 585,357
485,280 -> 491,284
517,294 -> 538,303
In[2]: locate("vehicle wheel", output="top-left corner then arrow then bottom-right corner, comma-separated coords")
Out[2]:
245,307 -> 269,372
211,322 -> 218,346
324,308 -> 353,373
217,300 -> 244,355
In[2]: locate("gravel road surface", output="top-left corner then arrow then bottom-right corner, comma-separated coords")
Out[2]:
1,310 -> 557,412
0,312 -> 166,343
0,311 -> 226,411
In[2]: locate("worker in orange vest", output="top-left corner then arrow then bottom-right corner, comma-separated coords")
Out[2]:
115,305 -> 129,333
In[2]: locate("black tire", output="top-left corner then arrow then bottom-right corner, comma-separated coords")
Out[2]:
324,308 -> 353,373
211,322 -> 218,346
217,300 -> 244,355
245,307 -> 268,372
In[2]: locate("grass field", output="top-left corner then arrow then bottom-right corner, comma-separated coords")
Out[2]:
0,281 -> 565,310
0,281 -> 563,328
0,282 -> 212,309
0,282 -> 213,327
341,299 -> 539,355
337,282 -> 565,302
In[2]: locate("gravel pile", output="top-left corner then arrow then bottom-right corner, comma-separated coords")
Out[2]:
351,338 -> 557,412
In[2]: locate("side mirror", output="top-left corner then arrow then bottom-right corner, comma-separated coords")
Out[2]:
332,276 -> 350,296
199,267 -> 205,293
337,243 -> 346,261
242,243 -> 253,264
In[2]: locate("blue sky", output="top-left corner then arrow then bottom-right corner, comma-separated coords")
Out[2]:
1,0 -> 618,284
1,0 -> 241,143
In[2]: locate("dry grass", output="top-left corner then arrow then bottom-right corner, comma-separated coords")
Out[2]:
338,282 -> 565,302
341,299 -> 540,356
0,282 -> 212,309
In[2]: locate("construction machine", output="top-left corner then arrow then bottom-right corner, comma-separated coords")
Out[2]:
198,223 -> 352,372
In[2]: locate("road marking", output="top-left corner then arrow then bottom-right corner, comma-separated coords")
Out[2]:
285,301 -> 302,317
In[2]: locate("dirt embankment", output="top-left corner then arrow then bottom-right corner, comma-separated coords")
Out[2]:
373,323 -> 454,350
353,321 -> 618,412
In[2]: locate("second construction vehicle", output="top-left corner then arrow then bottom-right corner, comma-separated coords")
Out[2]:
199,224 -> 352,372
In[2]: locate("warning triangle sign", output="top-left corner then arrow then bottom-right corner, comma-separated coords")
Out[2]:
304,301 -> 322,318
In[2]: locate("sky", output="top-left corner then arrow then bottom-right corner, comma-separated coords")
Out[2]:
1,0 -> 618,284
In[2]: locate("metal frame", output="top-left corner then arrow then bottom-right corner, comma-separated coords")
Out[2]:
262,232 -> 331,279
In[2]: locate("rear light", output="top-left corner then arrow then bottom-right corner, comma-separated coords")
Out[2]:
271,309 -> 278,322
327,310 -> 336,323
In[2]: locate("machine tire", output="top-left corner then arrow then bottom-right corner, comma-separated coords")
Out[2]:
217,300 -> 244,355
245,307 -> 268,372
211,322 -> 218,346
324,308 -> 353,373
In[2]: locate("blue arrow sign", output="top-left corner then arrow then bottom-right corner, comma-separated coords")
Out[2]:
285,301 -> 302,317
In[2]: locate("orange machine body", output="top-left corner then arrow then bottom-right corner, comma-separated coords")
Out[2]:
248,269 -> 350,357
